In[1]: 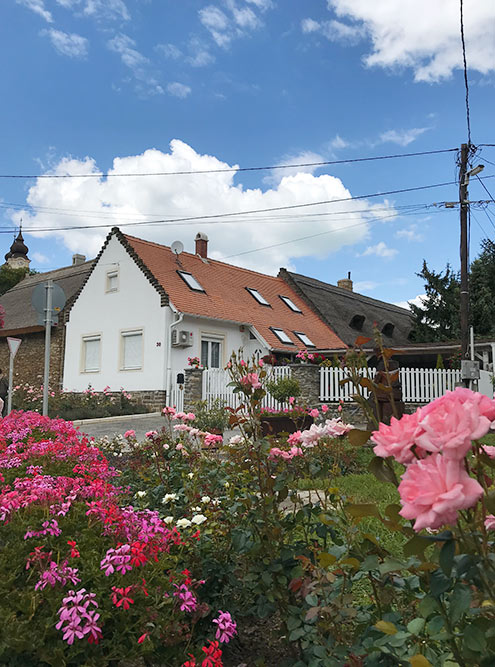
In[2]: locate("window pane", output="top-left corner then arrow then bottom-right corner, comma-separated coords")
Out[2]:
123,333 -> 142,369
178,271 -> 204,292
271,328 -> 293,344
201,340 -> 209,367
84,338 -> 100,372
107,272 -> 118,291
295,332 -> 315,347
281,296 -> 302,313
246,288 -> 270,305
211,342 -> 220,368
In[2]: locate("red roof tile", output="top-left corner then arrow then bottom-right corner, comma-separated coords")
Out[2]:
123,233 -> 346,352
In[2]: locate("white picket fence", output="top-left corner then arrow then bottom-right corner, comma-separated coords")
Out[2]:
202,366 -> 291,409
169,386 -> 184,412
319,367 -> 463,403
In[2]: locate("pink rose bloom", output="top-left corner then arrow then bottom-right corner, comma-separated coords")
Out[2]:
124,430 -> 135,439
287,431 -> 302,445
145,430 -> 157,438
259,359 -> 264,367
398,454 -> 484,531
186,413 -> 196,421
416,391 -> 491,460
289,446 -> 303,458
325,418 -> 353,437
309,408 -> 319,418
321,404 -> 328,413
240,360 -> 247,367
485,515 -> 495,531
436,387 -> 495,422
176,443 -> 184,451
483,445 -> 495,458
288,396 -> 295,405
372,411 -> 424,464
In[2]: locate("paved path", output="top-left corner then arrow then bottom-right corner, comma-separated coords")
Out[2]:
74,413 -> 237,443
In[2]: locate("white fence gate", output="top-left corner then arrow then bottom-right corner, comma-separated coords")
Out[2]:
202,366 -> 292,409
319,367 -> 463,403
168,386 -> 184,412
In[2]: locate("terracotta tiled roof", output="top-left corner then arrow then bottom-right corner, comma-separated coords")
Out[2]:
121,232 -> 345,352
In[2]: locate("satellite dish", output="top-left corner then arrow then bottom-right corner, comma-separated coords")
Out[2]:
171,240 -> 184,256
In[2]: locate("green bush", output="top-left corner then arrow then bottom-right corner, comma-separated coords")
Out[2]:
192,398 -> 229,432
265,375 -> 301,404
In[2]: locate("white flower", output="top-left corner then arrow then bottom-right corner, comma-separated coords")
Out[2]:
201,496 -> 211,503
187,472 -> 194,479
192,506 -> 202,512
162,493 -> 178,504
211,499 -> 221,506
176,518 -> 192,528
224,482 -> 230,488
135,491 -> 146,498
229,435 -> 242,445
163,516 -> 174,524
191,514 -> 207,525
163,443 -> 170,450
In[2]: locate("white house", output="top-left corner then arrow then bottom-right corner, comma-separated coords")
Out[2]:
63,228 -> 344,408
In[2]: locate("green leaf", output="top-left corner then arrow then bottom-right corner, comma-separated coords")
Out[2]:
404,535 -> 430,558
418,596 -> 439,619
374,620 -> 398,635
439,540 -> 455,577
289,627 -> 306,642
409,656 -> 433,667
305,594 -> 318,607
318,552 -> 337,568
430,569 -> 451,598
426,616 -> 445,636
347,429 -> 372,446
368,456 -> 397,484
464,623 -> 487,653
347,503 -> 381,519
287,615 -> 302,631
379,558 -> 407,575
450,584 -> 471,625
407,618 -> 426,635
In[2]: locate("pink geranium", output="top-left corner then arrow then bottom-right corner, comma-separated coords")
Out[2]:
416,390 -> 492,460
398,454 -> 483,531
372,410 -> 424,464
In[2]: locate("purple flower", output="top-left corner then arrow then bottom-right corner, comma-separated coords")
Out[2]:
212,610 -> 237,643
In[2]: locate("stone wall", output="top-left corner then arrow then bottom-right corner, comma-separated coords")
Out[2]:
125,390 -> 167,412
289,363 -> 320,407
184,368 -> 204,413
0,328 -> 64,389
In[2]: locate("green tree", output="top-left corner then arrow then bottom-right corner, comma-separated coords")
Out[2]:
409,261 -> 460,342
0,265 -> 31,297
470,238 -> 495,336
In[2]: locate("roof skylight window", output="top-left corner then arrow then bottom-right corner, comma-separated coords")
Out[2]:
246,288 -> 270,306
294,332 -> 315,347
270,327 -> 293,344
280,295 -> 302,313
177,271 -> 205,292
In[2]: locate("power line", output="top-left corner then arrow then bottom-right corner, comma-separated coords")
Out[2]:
459,0 -> 472,144
0,178 -> 465,234
0,148 -> 459,180
475,174 -> 495,230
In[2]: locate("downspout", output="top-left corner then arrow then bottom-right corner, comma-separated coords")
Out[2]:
166,308 -> 184,405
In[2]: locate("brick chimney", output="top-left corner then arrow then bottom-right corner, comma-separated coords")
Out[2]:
337,271 -> 353,292
195,232 -> 209,259
72,254 -> 86,266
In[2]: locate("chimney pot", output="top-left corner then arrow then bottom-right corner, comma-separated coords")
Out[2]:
72,254 -> 86,266
195,232 -> 209,259
337,274 -> 353,291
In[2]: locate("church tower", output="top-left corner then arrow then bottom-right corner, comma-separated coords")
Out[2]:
4,228 -> 30,270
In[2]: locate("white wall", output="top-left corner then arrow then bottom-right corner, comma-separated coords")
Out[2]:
63,236 -> 167,392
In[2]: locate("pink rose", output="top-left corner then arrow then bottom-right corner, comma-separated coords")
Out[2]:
309,408 -> 320,419
398,454 -> 484,531
485,515 -> 495,531
416,391 -> 491,459
321,404 -> 328,413
124,430 -> 135,439
325,418 -> 353,437
483,445 -> 495,458
372,411 -> 424,464
288,396 -> 295,405
186,413 -> 196,421
287,431 -> 302,445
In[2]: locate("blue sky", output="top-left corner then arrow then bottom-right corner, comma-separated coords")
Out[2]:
2,0 -> 495,307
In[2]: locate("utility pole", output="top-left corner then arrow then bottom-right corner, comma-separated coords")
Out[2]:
42,280 -> 53,416
459,143 -> 469,362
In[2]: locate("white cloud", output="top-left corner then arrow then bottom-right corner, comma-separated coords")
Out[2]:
229,4 -> 260,30
167,82 -> 192,98
264,150 -> 325,186
108,34 -> 163,95
187,38 -> 215,67
361,242 -> 398,259
156,43 -> 183,60
354,280 -> 378,292
199,6 -> 232,47
245,0 -> 273,10
199,1 -> 271,48
395,224 -> 424,242
309,0 -> 495,82
301,17 -> 364,44
379,127 -> 429,146
14,140 -> 391,274
83,0 -> 129,21
328,134 -> 349,150
32,251 -> 50,264
42,29 -> 89,58
394,294 -> 426,310
16,0 -> 53,22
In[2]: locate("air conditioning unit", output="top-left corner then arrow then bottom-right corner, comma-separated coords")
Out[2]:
171,329 -> 194,347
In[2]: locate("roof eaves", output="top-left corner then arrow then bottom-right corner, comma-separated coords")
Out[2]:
117,229 -> 170,306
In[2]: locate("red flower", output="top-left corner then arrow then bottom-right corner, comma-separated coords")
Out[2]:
87,629 -> 102,645
130,541 -> 147,567
182,658 -> 197,667
181,568 -> 192,586
201,640 -> 223,667
137,632 -> 149,644
67,540 -> 80,558
111,586 -> 135,610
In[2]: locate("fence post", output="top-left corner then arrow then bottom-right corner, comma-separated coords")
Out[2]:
290,363 -> 320,408
184,368 -> 204,413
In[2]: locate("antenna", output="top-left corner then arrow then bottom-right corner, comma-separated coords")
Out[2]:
171,240 -> 184,256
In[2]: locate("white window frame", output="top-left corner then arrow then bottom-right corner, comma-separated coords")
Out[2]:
80,334 -> 101,374
246,287 -> 270,306
120,328 -> 144,371
294,331 -> 316,347
270,327 -> 293,345
177,271 -> 205,292
106,268 -> 119,293
200,333 -> 225,368
280,295 -> 302,313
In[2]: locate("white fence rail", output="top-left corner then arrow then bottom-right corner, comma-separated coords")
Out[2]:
202,366 -> 292,409
319,367 -> 463,403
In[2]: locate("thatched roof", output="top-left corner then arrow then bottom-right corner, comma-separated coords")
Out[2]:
0,261 -> 94,335
279,269 -> 414,347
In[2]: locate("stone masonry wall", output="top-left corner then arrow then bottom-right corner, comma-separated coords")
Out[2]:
289,363 -> 320,407
184,368 -> 204,413
0,328 -> 64,390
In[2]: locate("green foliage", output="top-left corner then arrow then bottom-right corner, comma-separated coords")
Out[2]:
265,375 -> 301,405
0,264 -> 33,297
470,238 -> 495,336
192,398 -> 229,432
